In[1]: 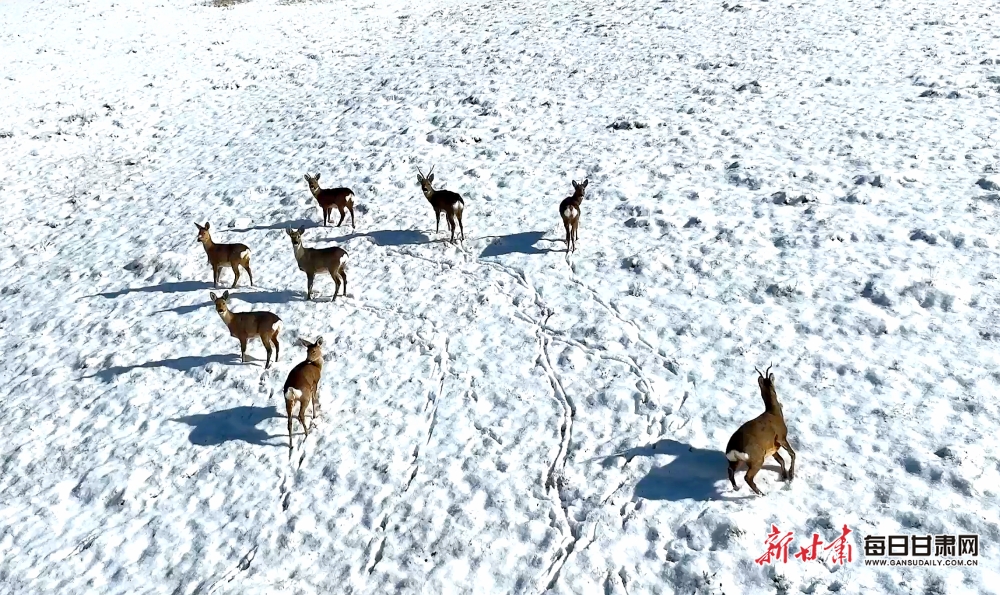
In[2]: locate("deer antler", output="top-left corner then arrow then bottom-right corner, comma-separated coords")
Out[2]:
416,166 -> 425,178
427,164 -> 435,177
765,363 -> 773,378
755,366 -> 763,377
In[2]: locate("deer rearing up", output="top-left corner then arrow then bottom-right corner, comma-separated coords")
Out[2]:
210,290 -> 282,369
559,179 -> 588,253
195,222 -> 253,288
285,227 -> 348,301
416,165 -> 465,244
304,173 -> 356,229
283,336 -> 324,450
725,365 -> 797,496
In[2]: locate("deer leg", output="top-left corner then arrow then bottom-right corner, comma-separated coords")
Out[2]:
243,261 -> 253,287
286,398 -> 295,450
312,394 -> 319,420
299,402 -> 309,437
744,460 -> 765,496
238,336 -> 248,363
331,271 -> 341,301
213,265 -> 221,287
349,204 -> 355,229
262,338 -> 273,369
230,262 -> 241,288
728,460 -> 741,491
306,272 -> 315,301
322,207 -> 330,227
340,269 -> 348,297
446,212 -> 457,244
563,219 -> 572,252
336,206 -> 346,228
457,209 -> 464,241
272,334 -> 280,362
772,451 -> 789,481
778,437 -> 796,480
435,209 -> 442,234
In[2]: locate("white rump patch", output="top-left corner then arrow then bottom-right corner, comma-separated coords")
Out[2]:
726,450 -> 750,462
271,320 -> 283,333
285,387 -> 302,400
240,249 -> 250,260
562,207 -> 577,218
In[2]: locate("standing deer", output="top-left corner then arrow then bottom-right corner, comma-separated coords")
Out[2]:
285,227 -> 348,301
558,179 -> 588,253
210,290 -> 282,369
416,165 -> 465,243
283,336 -> 324,450
304,172 -> 356,229
195,222 -> 254,288
725,365 -> 797,496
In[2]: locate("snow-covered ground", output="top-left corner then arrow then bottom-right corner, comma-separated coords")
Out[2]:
2,0 -> 1000,592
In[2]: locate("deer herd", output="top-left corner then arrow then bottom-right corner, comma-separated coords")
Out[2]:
192,166 -> 796,494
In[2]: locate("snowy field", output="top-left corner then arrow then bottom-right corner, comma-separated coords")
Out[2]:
2,0 -> 1000,592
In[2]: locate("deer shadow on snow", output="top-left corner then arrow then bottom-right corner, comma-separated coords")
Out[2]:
90,281 -> 215,300
479,231 -> 561,258
227,218 -> 317,233
613,439 -> 752,502
171,405 -> 283,447
82,354 -> 241,382
323,229 -> 431,247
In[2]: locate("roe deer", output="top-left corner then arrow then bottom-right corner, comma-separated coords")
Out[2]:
304,172 -> 356,229
559,179 -> 588,253
725,365 -> 797,496
210,290 -> 282,369
285,226 -> 348,301
195,222 -> 253,288
416,165 -> 465,243
283,336 -> 324,450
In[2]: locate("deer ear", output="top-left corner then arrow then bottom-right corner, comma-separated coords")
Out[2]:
427,173 -> 434,183
315,336 -> 324,345
299,338 -> 310,347
304,174 -> 310,181
222,290 -> 230,300
204,222 -> 210,230
582,179 -> 589,188
210,292 -> 218,301
315,173 -> 320,180
297,226 -> 306,235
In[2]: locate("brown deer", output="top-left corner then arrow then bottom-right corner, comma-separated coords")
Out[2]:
194,222 -> 253,288
725,365 -> 797,496
283,336 -> 324,450
210,290 -> 282,369
285,227 -> 348,301
304,173 -> 356,229
558,179 -> 587,253
416,165 -> 465,243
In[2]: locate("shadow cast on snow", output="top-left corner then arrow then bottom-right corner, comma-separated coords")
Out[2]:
228,218 -> 317,233
612,439 -> 745,502
479,231 -> 561,258
90,281 -> 215,299
83,354 -> 240,382
152,302 -> 208,316
323,229 -> 431,247
171,405 -> 283,447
